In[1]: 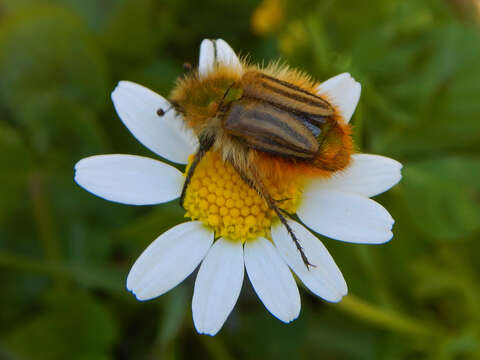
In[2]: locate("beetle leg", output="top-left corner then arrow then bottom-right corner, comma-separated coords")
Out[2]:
227,157 -> 314,269
179,134 -> 215,208
274,197 -> 292,203
256,178 -> 315,269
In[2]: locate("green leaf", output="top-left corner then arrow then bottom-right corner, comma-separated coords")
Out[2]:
402,156 -> 480,240
368,23 -> 480,157
59,0 -> 123,33
0,122 -> 32,222
6,291 -> 118,360
0,252 -> 125,294
101,0 -> 164,61
116,202 -> 185,251
0,4 -> 109,156
158,286 -> 188,346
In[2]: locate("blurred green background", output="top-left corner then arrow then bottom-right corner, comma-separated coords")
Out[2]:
1,0 -> 480,358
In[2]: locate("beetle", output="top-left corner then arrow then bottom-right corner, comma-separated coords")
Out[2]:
161,45 -> 353,267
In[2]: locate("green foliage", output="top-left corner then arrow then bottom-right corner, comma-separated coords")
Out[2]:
0,0 -> 480,359
403,156 -> 480,240
6,291 -> 117,360
0,122 -> 31,221
0,3 -> 109,160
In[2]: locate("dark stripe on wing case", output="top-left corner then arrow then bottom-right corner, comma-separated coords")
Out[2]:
259,81 -> 331,110
242,94 -> 329,127
259,73 -> 332,109
247,108 -> 315,150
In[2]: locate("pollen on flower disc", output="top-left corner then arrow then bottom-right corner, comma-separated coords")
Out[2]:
183,151 -> 303,242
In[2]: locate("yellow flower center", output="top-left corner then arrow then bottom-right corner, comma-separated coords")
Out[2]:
183,151 -> 302,242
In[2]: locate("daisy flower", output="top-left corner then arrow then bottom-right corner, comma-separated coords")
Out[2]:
74,39 -> 402,335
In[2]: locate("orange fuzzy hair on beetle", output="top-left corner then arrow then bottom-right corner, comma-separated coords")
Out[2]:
169,55 -> 354,268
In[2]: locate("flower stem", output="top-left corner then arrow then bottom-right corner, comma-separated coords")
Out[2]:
353,99 -> 364,151
29,171 -> 65,288
335,294 -> 443,337
29,172 -> 60,260
0,251 -> 122,293
0,251 -> 58,274
199,336 -> 233,360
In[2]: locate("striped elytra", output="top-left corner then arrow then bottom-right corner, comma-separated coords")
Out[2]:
241,71 -> 334,123
224,99 -> 320,159
223,70 -> 337,160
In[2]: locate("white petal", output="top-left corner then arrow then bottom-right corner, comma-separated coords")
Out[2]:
111,81 -> 198,164
74,154 -> 183,205
307,154 -> 402,198
192,238 -> 244,336
126,222 -> 213,300
198,39 -> 215,78
198,39 -> 243,78
215,39 -> 242,73
272,220 -> 347,302
244,237 -> 300,322
316,73 -> 361,123
297,190 -> 394,244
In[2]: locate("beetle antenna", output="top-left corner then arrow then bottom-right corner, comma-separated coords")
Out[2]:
157,101 -> 185,117
156,106 -> 171,117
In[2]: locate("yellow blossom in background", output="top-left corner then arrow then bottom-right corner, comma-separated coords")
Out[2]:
475,0 -> 480,21
251,0 -> 285,36
278,20 -> 308,56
